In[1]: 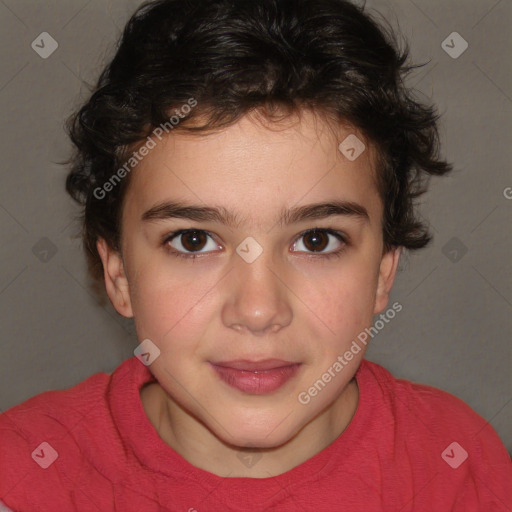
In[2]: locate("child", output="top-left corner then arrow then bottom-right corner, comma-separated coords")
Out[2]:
1,0 -> 510,510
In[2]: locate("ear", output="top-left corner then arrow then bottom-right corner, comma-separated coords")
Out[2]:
374,246 -> 401,314
96,237 -> 133,318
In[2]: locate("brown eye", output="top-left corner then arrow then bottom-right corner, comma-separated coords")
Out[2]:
180,231 -> 208,251
292,229 -> 346,255
166,230 -> 219,255
303,230 -> 329,252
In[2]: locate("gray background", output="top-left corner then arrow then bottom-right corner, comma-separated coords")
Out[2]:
0,0 -> 510,453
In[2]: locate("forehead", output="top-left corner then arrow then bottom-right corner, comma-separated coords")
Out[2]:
122,109 -> 382,226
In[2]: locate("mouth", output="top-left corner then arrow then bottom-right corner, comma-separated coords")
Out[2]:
209,359 -> 302,394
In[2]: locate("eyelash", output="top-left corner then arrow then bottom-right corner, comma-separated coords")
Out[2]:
162,228 -> 349,261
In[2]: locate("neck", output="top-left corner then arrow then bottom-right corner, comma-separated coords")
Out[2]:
140,378 -> 359,478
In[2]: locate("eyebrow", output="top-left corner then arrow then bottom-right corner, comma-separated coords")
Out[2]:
141,200 -> 369,227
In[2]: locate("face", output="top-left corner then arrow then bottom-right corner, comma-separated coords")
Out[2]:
98,109 -> 400,449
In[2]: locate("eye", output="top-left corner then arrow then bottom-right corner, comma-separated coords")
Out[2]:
163,228 -> 347,260
164,230 -> 220,257
291,228 -> 346,256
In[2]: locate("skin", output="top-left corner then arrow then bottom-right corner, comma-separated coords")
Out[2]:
97,109 -> 401,478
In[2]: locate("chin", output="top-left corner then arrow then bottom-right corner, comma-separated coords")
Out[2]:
228,433 -> 294,451
213,413 -> 304,450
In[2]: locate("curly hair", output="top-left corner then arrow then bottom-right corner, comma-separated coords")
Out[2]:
65,0 -> 452,283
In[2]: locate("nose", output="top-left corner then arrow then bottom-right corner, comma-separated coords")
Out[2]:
221,248 -> 293,336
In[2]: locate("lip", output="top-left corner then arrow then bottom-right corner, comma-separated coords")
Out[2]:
209,359 -> 302,394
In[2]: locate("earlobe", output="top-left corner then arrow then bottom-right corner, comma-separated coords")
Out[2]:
374,246 -> 401,314
96,238 -> 134,318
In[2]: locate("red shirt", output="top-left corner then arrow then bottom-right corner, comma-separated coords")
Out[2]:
1,357 -> 510,511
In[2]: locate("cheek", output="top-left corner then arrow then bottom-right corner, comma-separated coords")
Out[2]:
128,262 -> 217,344
295,257 -> 379,337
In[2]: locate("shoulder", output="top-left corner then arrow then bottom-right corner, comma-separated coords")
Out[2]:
0,367 -> 111,436
358,359 -> 512,507
0,367 -> 113,508
360,358 -> 502,440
